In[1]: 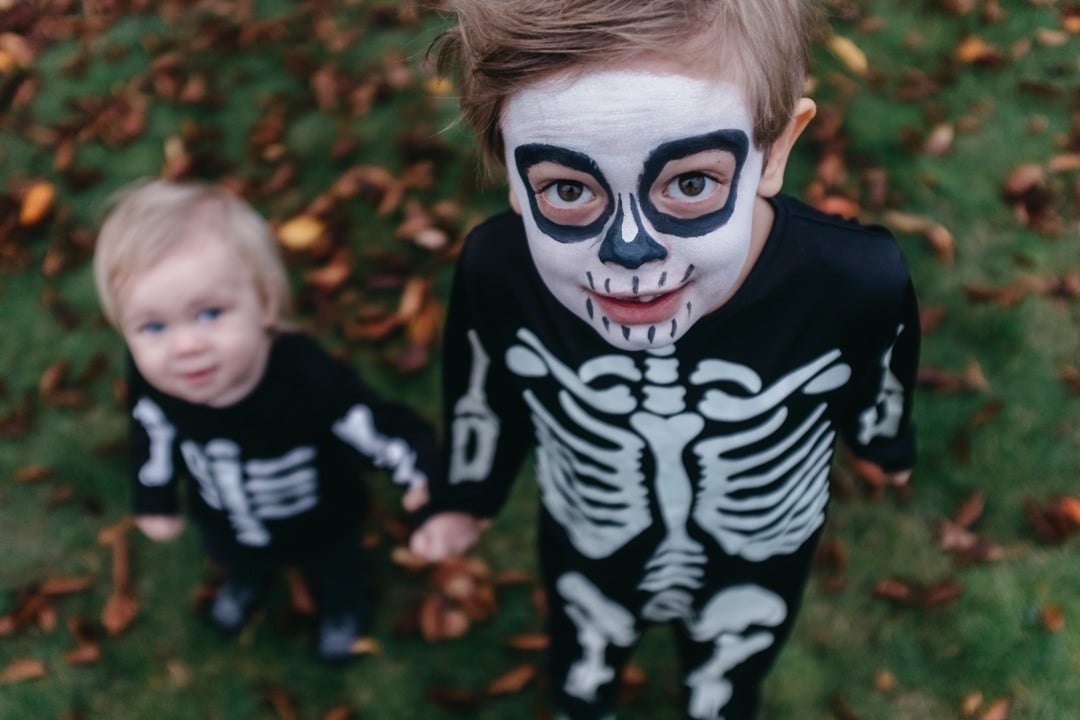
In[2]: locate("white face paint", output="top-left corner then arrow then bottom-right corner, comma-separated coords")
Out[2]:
502,69 -> 765,351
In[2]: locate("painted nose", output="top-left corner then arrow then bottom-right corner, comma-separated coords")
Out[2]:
598,194 -> 667,270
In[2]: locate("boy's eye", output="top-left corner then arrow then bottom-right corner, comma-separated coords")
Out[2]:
139,321 -> 166,335
197,307 -> 223,322
543,180 -> 592,206
672,173 -> 713,199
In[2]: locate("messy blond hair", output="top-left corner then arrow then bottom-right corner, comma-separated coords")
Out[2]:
433,0 -> 825,171
93,178 -> 292,328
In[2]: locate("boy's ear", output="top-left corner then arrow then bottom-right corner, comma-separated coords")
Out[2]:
757,97 -> 816,198
508,187 -> 522,215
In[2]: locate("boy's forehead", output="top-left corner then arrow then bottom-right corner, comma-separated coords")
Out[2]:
500,68 -> 753,154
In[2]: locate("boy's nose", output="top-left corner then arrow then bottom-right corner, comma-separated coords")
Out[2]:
171,325 -> 208,354
598,194 -> 667,270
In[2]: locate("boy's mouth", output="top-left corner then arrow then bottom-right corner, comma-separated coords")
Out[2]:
181,367 -> 217,386
590,287 -> 686,326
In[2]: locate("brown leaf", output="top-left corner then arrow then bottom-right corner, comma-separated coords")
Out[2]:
921,578 -> 964,608
38,359 -> 69,395
874,668 -> 897,693
924,123 -> 955,156
962,691 -> 985,716
1040,604 -> 1065,633
284,568 -> 316,616
952,492 -> 985,528
349,636 -> 381,656
954,35 -> 1004,65
390,545 -> 430,570
504,633 -> 550,651
0,658 -> 48,684
418,595 -> 470,642
485,663 -> 536,696
979,698 -> 1011,720
264,685 -> 299,720
1025,497 -> 1080,544
920,306 -> 946,333
63,643 -> 101,666
305,249 -> 352,292
406,298 -> 442,348
101,591 -> 139,635
12,465 -> 52,483
97,516 -> 134,546
40,575 -> 94,597
323,707 -> 354,720
826,34 -> 868,76
18,181 -> 55,226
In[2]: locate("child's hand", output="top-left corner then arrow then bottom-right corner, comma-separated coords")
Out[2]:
410,512 -> 490,561
402,481 -> 430,512
850,457 -> 912,486
135,514 -> 185,541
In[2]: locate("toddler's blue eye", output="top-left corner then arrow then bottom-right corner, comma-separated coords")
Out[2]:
197,307 -> 222,322
140,321 -> 166,335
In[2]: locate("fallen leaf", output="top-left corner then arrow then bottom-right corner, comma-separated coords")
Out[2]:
924,123 -> 955,156
485,663 -> 536,696
952,492 -> 985,528
12,465 -> 52,483
874,668 -> 897,693
323,707 -> 354,720
264,685 -> 298,720
425,685 -> 484,712
979,698 -> 1010,720
40,575 -> 94,596
63,643 -> 101,666
277,215 -> 325,251
0,658 -> 48,684
1040,604 -> 1065,633
827,34 -> 869,76
505,633 -> 550,651
18,181 -> 55,226
962,691 -> 984,716
284,568 -> 316,616
101,591 -> 139,635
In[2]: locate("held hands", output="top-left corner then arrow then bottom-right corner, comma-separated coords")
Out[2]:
410,512 -> 491,562
135,514 -> 185,541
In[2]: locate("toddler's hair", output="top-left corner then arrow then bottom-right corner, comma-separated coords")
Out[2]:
93,178 -> 291,328
433,0 -> 824,171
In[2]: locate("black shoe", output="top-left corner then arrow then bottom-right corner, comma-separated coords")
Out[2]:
208,577 -> 261,634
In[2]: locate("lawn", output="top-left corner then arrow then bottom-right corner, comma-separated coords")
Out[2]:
1,1 -> 1078,718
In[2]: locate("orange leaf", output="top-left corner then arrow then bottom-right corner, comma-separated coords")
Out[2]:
101,591 -> 139,635
19,181 -> 55,226
63,643 -> 102,666
486,663 -> 536,696
1040,604 -> 1065,633
504,633 -> 550,651
277,215 -> 325,251
826,34 -> 869,76
979,698 -> 1010,720
0,658 -> 48,684
40,575 -> 94,597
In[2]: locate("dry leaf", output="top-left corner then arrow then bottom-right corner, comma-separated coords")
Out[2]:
979,698 -> 1010,720
962,691 -> 984,716
264,685 -> 299,720
63,643 -> 102,666
40,575 -> 94,596
827,34 -> 869,76
0,658 -> 48,684
101,591 -> 139,635
323,707 -> 354,720
284,568 -> 316,616
349,636 -> 381,656
390,545 -> 430,570
277,215 -> 325,251
874,668 -> 897,693
397,276 -> 429,321
12,465 -> 52,483
953,492 -> 985,528
505,633 -> 550,651
485,663 -> 536,696
19,181 -> 55,226
1040,604 -> 1065,633
924,123 -> 955,156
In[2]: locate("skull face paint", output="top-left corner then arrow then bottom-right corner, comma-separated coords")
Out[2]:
503,69 -> 765,351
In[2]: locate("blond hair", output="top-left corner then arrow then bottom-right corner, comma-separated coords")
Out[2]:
93,178 -> 292,328
433,0 -> 825,171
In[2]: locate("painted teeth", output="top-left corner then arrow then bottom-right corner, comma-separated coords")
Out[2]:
638,294 -> 657,302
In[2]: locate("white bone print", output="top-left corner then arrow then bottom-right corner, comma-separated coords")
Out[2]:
556,572 -> 638,702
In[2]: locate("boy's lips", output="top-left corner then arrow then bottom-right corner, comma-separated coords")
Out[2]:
590,287 -> 686,326
180,367 -> 217,385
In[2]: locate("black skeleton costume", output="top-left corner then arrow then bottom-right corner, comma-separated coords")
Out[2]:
129,332 -> 437,621
428,196 -> 918,719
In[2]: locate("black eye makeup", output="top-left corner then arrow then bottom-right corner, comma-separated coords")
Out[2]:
638,129 -> 748,237
514,144 -> 614,242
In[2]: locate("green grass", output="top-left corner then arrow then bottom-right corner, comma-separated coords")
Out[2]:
2,1 -> 1079,718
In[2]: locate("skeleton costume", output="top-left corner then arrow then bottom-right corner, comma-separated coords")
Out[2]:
429,194 -> 918,718
129,332 -> 437,622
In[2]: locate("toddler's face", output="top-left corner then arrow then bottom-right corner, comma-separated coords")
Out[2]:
502,66 -> 764,351
118,232 -> 273,407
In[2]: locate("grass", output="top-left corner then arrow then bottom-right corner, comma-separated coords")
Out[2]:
1,1 -> 1078,718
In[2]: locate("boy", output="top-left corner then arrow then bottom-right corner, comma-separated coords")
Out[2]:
94,178 -> 436,663
411,1 -> 919,718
